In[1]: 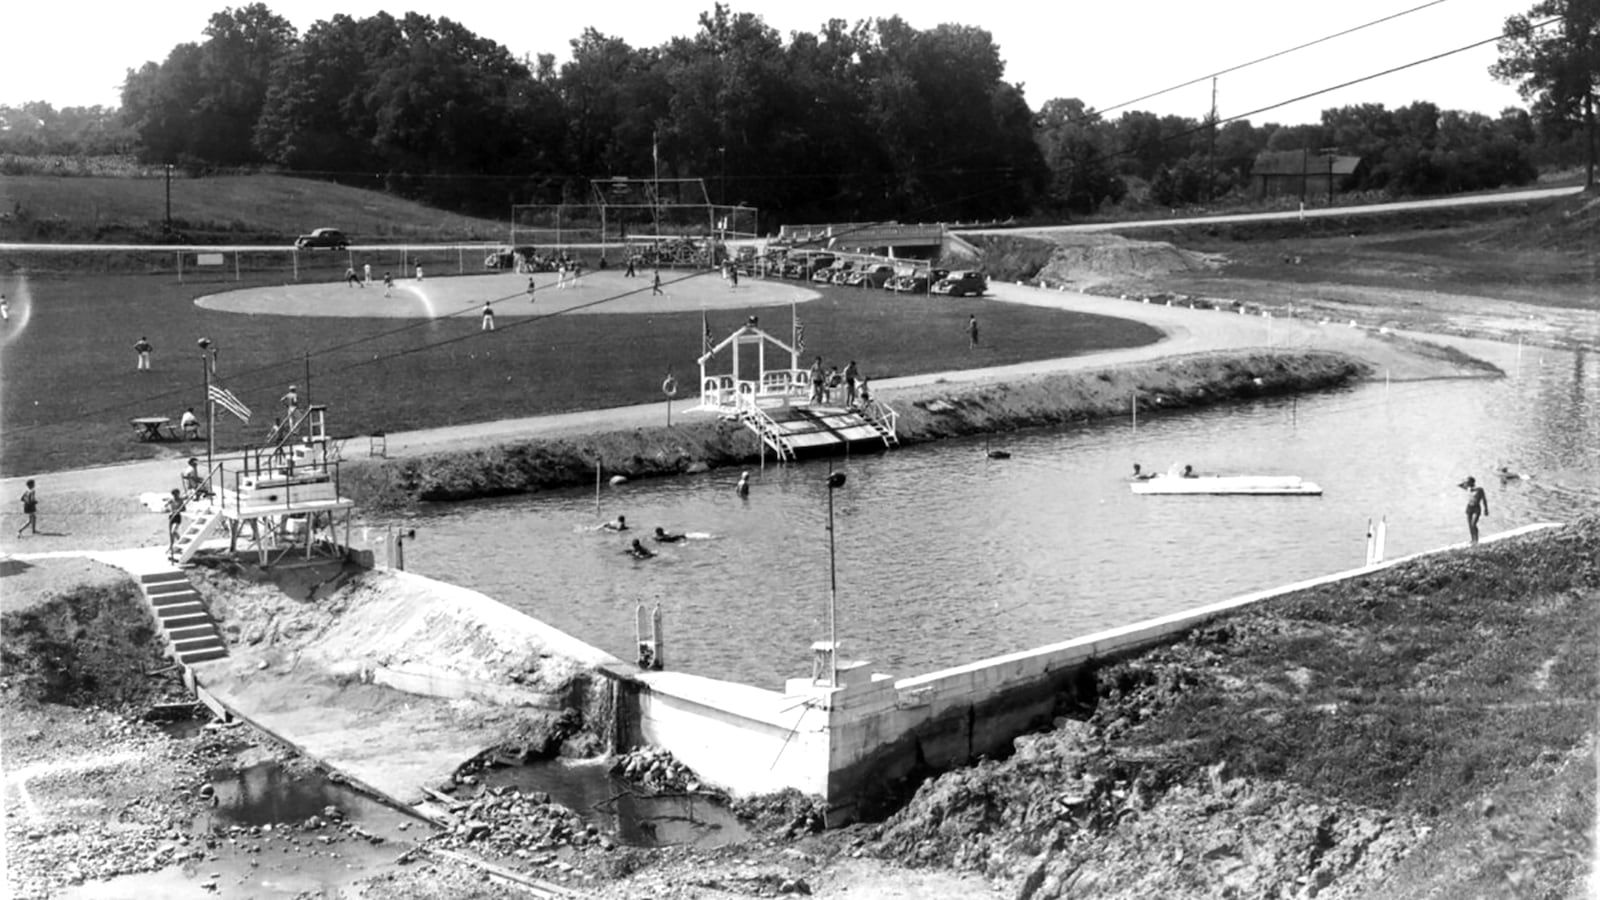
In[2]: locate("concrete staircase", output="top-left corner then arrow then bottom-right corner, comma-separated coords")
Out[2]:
137,569 -> 228,665
171,502 -> 224,565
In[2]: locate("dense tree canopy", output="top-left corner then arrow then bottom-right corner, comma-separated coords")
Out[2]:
1491,0 -> 1600,188
63,3 -> 1561,221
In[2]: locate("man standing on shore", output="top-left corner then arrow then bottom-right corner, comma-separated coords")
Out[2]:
1460,476 -> 1489,545
134,336 -> 153,371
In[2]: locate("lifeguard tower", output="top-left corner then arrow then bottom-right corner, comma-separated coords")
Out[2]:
170,404 -> 357,567
695,321 -> 898,461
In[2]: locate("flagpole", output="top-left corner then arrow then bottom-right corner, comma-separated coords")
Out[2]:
202,342 -> 214,480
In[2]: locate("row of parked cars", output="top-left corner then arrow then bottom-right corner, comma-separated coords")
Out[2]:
782,254 -> 987,296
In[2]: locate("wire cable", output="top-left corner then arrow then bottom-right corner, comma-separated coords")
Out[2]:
1092,0 -> 1455,118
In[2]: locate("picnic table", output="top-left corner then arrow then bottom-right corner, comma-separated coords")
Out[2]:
131,416 -> 177,442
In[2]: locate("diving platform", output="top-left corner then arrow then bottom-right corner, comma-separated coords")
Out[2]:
179,404 -> 358,567
694,320 -> 898,460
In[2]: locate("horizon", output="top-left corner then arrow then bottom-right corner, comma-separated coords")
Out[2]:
5,0 -> 1535,126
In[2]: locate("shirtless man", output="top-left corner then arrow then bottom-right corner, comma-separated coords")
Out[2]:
1460,476 -> 1489,545
653,527 -> 687,543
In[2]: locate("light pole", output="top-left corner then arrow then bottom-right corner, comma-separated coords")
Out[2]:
198,338 -> 215,478
824,466 -> 847,687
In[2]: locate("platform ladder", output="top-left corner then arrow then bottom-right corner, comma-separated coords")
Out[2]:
137,569 -> 228,665
861,398 -> 900,449
170,502 -> 225,565
739,403 -> 797,462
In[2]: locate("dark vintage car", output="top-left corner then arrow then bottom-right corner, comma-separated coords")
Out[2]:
844,264 -> 895,289
930,270 -> 987,297
294,227 -> 349,250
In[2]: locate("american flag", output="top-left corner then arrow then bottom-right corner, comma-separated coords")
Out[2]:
702,313 -> 714,356
208,384 -> 252,423
794,316 -> 805,355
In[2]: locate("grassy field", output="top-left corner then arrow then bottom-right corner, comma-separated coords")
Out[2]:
0,173 -> 508,245
0,269 -> 1159,475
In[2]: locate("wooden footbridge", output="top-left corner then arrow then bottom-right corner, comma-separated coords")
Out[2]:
694,321 -> 898,460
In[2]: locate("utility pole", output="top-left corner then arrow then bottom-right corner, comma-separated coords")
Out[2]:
1321,147 -> 1338,206
1207,77 -> 1218,204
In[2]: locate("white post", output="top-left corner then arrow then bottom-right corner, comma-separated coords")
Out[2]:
177,250 -> 184,284
1376,517 -> 1387,562
234,251 -> 241,282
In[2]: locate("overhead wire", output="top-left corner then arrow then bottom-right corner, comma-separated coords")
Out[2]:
1091,0 -> 1456,119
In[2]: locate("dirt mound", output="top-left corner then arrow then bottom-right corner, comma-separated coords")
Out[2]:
970,232 -> 1221,287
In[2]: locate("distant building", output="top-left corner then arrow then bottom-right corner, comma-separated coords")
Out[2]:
1251,151 -> 1363,200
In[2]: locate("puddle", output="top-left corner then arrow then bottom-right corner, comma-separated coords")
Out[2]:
145,704 -> 210,741
477,758 -> 753,848
194,760 -> 416,833
58,760 -> 432,900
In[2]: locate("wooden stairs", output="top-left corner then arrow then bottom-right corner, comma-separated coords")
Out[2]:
137,569 -> 229,665
170,502 -> 225,565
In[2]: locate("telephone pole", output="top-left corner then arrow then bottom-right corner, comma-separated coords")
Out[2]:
1207,77 -> 1218,203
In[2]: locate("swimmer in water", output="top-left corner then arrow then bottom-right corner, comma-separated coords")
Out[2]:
627,538 -> 656,559
1181,464 -> 1198,478
1131,463 -> 1156,481
598,515 -> 628,532
736,471 -> 750,497
1495,465 -> 1522,481
653,526 -> 687,543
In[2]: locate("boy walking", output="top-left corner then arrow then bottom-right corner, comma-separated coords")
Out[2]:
17,479 -> 38,536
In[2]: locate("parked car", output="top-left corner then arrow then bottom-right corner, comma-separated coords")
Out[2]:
295,227 -> 349,250
812,261 -> 851,284
845,264 -> 895,289
828,262 -> 858,285
931,270 -> 987,297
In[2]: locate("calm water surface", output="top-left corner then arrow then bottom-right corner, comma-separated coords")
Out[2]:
370,345 -> 1598,689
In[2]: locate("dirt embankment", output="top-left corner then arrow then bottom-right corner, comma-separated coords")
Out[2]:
855,517 -> 1600,899
341,350 -> 1367,509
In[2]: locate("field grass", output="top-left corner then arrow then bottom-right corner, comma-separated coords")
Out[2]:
0,173 -> 508,244
0,269 -> 1160,475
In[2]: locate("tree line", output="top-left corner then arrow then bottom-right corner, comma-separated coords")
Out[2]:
3,1 -> 1593,225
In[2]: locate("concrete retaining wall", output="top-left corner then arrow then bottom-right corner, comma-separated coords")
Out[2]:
605,525 -> 1559,823
627,669 -> 830,797
813,524 -> 1561,821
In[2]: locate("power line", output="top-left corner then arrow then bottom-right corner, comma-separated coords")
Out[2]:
1092,0 -> 1455,119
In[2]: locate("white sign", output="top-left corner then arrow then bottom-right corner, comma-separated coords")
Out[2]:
196,253 -> 224,266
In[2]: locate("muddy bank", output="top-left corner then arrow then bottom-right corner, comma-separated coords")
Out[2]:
855,516 -> 1600,899
341,349 -> 1371,509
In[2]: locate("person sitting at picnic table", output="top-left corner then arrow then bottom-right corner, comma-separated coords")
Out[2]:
179,407 -> 200,440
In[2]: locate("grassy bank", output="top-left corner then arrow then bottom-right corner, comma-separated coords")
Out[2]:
339,349 -> 1365,507
865,517 -> 1600,899
0,173 -> 507,246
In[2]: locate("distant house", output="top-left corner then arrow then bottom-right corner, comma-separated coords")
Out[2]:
1251,151 -> 1363,200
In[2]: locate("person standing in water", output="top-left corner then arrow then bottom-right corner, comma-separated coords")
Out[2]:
1460,476 -> 1489,545
736,471 -> 750,497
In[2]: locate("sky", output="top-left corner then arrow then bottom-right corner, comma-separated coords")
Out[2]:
4,0 -> 1538,124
